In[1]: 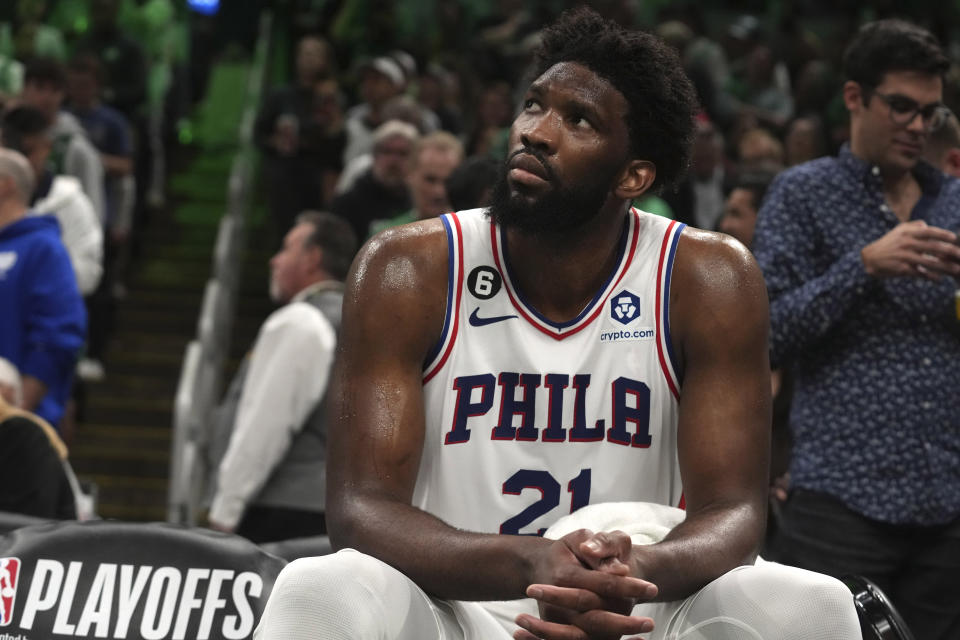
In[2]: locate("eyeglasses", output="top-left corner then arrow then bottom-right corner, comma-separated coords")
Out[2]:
865,89 -> 952,132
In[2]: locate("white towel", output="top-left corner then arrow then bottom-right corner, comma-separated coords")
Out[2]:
543,501 -> 686,546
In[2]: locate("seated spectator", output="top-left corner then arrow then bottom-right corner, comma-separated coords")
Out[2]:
0,357 -> 76,519
0,148 -> 86,428
342,56 -> 405,166
445,154 -> 499,211
923,110 -> 960,177
2,106 -> 103,296
367,131 -> 463,236
331,120 -> 418,240
254,35 -> 345,233
738,127 -> 786,172
784,115 -> 827,167
465,81 -> 513,158
682,118 -> 726,230
335,94 -> 438,195
208,212 -> 357,543
19,57 -> 106,224
718,170 -> 777,249
417,63 -> 464,136
719,19 -> 794,130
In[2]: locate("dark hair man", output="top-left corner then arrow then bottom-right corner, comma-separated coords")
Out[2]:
718,170 -> 776,249
208,211 -> 357,543
753,19 -> 960,639
256,9 -> 859,639
20,57 -> 106,224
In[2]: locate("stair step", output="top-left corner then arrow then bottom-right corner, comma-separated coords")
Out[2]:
71,453 -> 169,478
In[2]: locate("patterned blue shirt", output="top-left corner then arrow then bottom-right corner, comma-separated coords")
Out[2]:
753,145 -> 960,526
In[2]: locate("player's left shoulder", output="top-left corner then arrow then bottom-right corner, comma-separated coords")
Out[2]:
674,227 -> 764,293
670,228 -> 768,332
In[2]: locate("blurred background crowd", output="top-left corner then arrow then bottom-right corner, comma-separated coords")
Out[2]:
1,0 -> 959,556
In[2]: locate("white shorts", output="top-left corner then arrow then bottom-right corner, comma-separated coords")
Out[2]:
254,549 -> 861,640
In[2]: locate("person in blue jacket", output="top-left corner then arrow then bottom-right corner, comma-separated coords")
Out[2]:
0,148 -> 85,429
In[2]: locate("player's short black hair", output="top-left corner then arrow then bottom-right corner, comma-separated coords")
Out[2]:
530,7 -> 698,192
24,58 -> 68,90
295,211 -> 358,281
843,19 -> 949,89
1,106 -> 51,152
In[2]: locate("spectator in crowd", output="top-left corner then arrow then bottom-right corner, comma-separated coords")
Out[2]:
684,118 -> 726,230
718,17 -> 794,131
753,19 -> 960,639
73,0 -> 147,122
65,53 -> 134,245
783,115 -> 827,166
719,170 -> 775,249
444,154 -> 499,211
257,9 -> 861,639
1,106 -> 102,297
737,127 -> 785,171
20,57 -> 106,225
0,148 -> 85,429
208,212 -> 357,543
334,94 -> 438,195
254,35 -> 345,234
923,109 -> 960,177
367,130 -> 463,235
65,53 -> 133,380
465,81 -> 513,158
341,56 -> 405,165
0,356 -> 76,520
417,63 -> 464,136
331,119 -> 417,240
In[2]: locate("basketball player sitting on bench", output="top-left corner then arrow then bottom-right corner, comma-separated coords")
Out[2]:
255,9 -> 861,640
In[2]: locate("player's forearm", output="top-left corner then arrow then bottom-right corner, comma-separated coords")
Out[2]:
631,499 -> 764,602
330,491 -> 549,601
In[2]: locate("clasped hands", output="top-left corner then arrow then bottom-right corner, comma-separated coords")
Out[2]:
514,529 -> 658,640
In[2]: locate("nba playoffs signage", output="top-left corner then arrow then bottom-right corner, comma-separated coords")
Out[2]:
0,521 -> 285,639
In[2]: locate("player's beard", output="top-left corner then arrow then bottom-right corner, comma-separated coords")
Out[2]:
488,149 -> 616,235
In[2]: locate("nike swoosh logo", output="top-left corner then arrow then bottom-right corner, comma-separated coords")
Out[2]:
469,307 -> 518,327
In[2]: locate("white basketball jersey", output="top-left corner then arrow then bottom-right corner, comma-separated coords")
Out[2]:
415,208 -> 685,536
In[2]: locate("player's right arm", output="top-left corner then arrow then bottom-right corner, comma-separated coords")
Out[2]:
325,220 -> 655,616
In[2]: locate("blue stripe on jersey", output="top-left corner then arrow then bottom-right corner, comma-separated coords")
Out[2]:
498,215 -> 631,329
424,214 -> 456,369
662,223 -> 685,383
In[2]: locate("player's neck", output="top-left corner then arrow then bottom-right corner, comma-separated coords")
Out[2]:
504,205 -> 628,323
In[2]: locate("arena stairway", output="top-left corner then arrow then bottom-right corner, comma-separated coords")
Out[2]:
67,61 -> 274,522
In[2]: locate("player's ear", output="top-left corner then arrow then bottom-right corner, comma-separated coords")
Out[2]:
614,159 -> 656,200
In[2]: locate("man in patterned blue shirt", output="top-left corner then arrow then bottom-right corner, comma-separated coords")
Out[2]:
753,20 -> 960,639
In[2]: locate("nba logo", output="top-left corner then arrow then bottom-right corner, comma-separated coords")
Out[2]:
611,290 -> 640,325
0,557 -> 20,626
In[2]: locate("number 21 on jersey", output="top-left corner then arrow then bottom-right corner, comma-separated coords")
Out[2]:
500,468 -> 591,535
